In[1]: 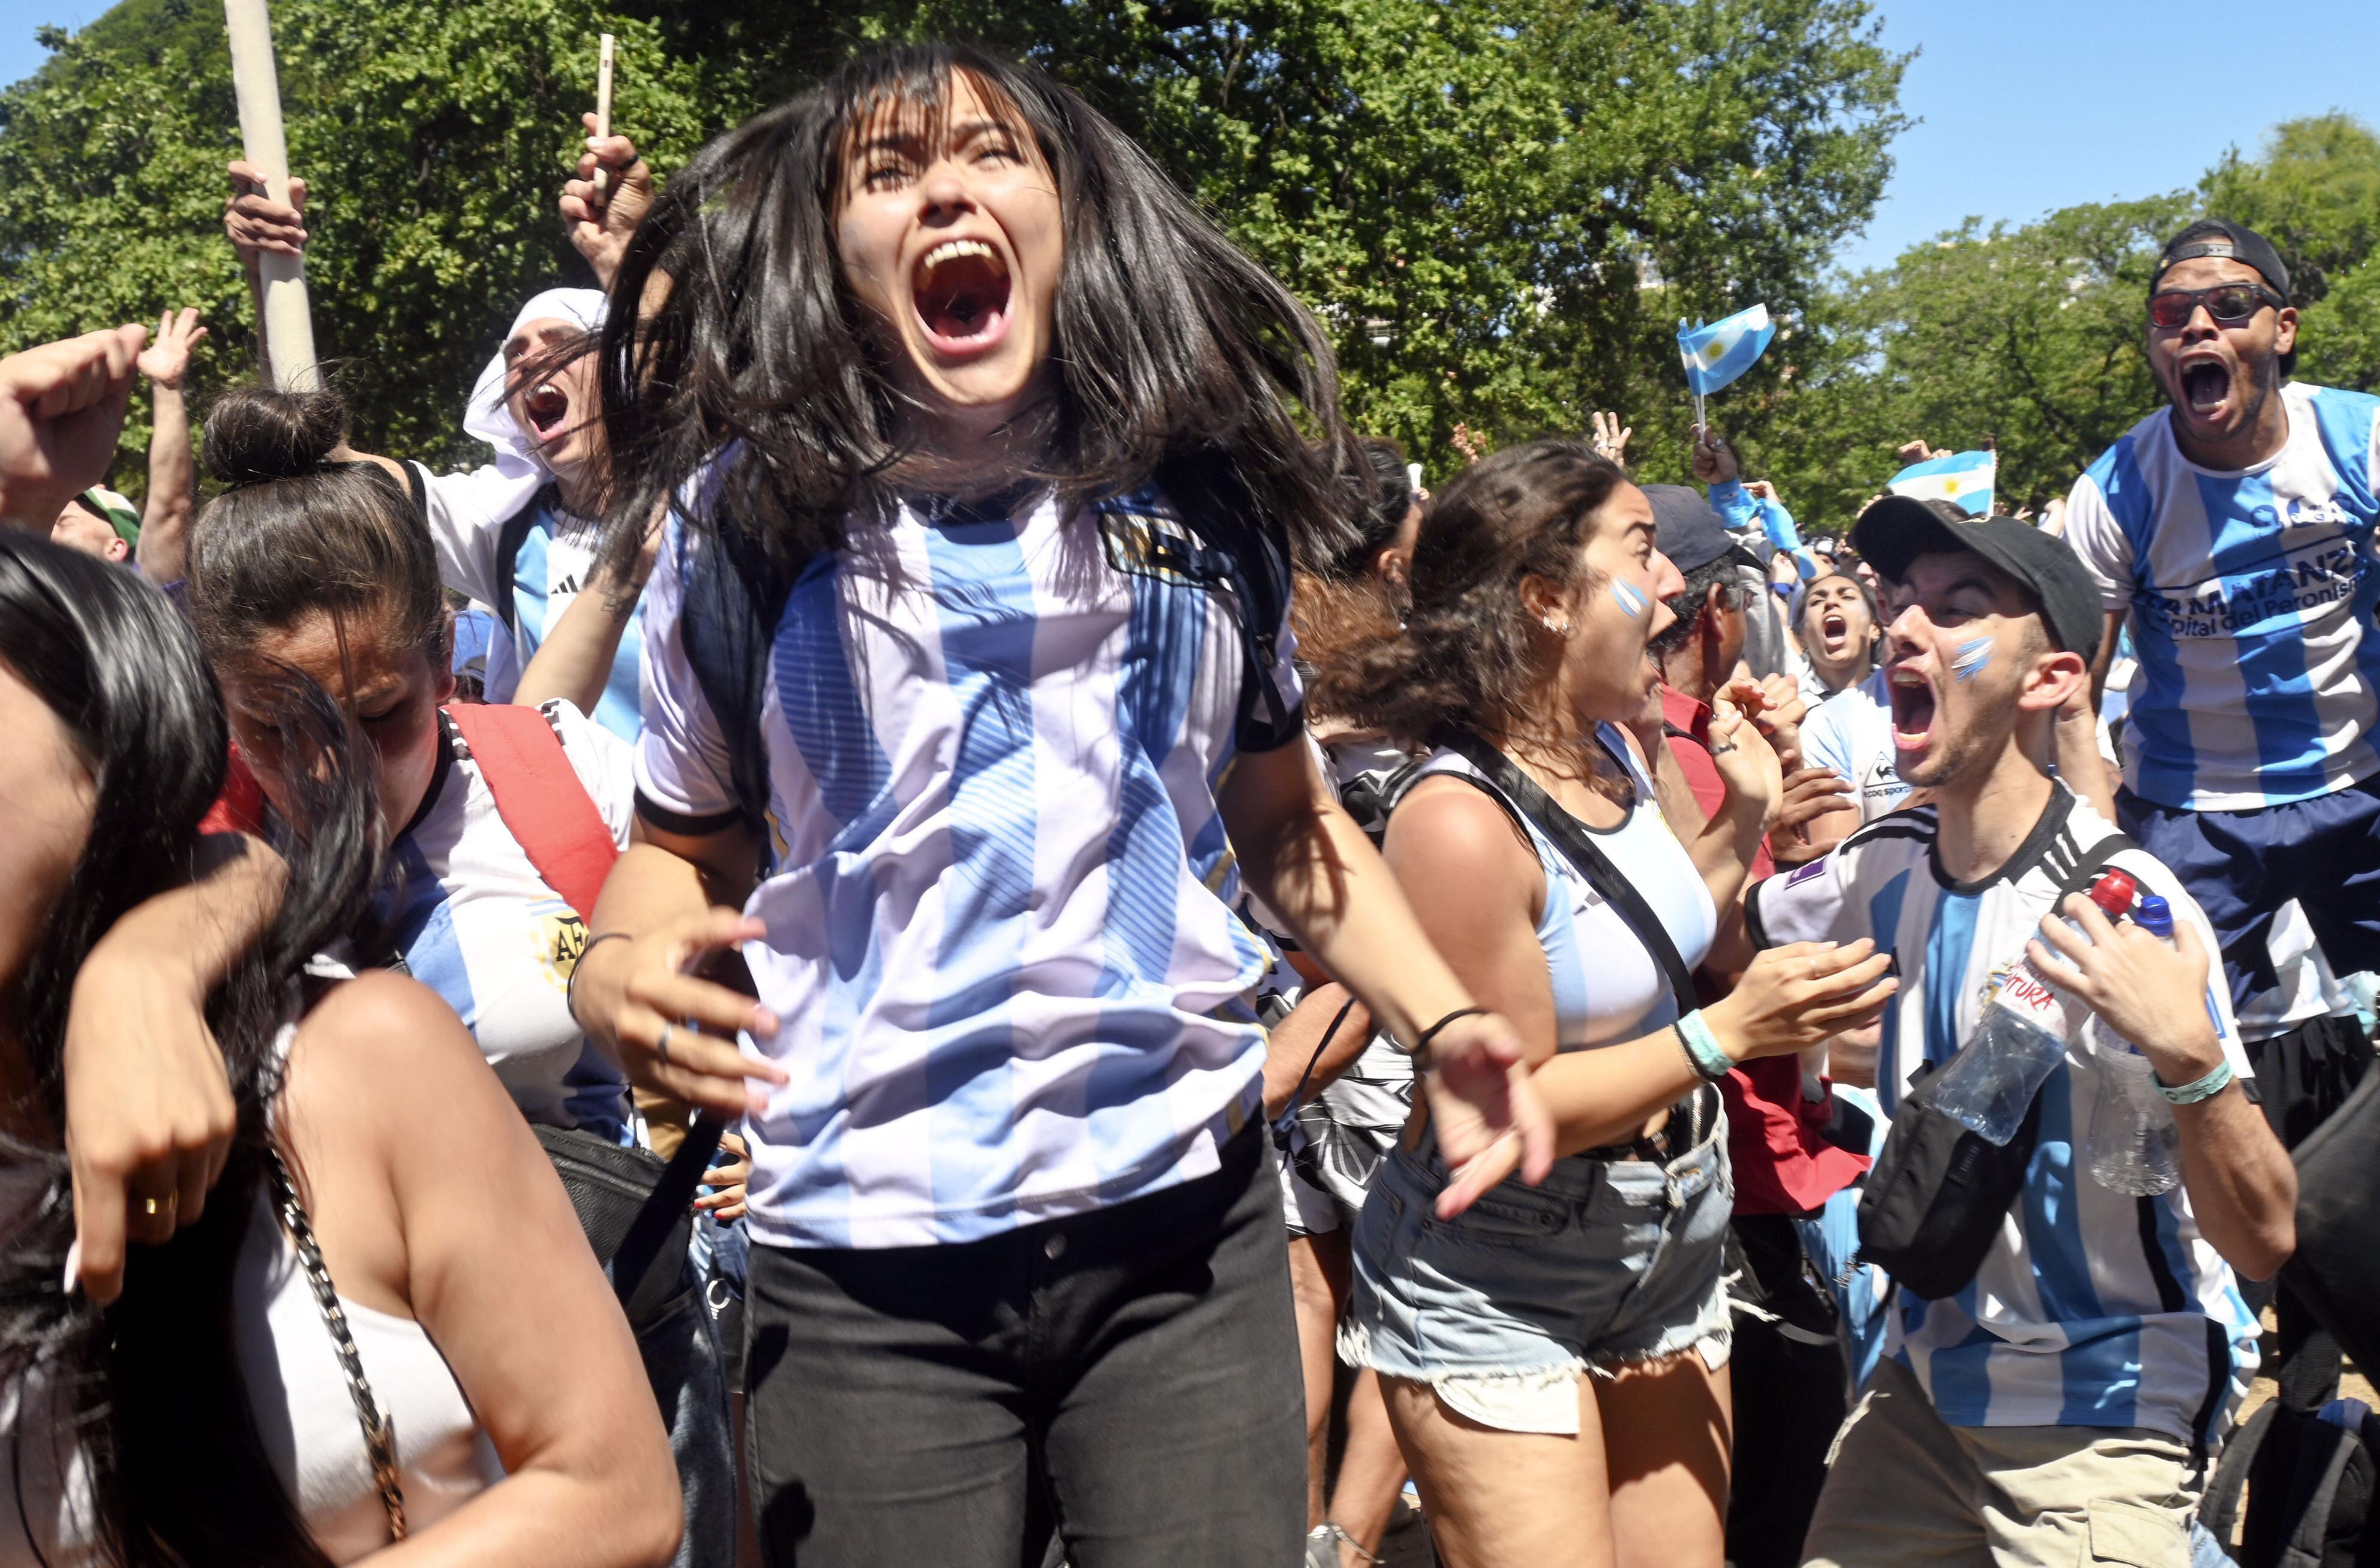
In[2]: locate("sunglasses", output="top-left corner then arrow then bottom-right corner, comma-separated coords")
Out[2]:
2148,283 -> 2286,330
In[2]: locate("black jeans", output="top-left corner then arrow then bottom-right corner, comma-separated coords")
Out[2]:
744,1120 -> 1304,1567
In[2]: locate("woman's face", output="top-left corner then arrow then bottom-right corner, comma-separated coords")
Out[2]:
218,608 -> 453,847
1801,573 -> 1876,676
836,71 -> 1065,443
0,662 -> 94,1003
1527,481 -> 1676,726
503,318 -> 605,492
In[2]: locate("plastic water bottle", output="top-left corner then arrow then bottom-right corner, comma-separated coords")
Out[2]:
2085,894 -> 2184,1195
1930,869 -> 2138,1144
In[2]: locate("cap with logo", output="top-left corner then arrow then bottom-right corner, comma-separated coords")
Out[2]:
1850,494 -> 2104,666
2151,218 -> 2291,303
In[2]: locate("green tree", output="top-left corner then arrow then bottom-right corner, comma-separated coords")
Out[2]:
0,0 -> 1907,491
2202,113 -> 2380,392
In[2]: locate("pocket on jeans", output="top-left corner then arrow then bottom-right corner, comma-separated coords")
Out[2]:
2084,1499 -> 2186,1568
1426,1182 -> 1575,1248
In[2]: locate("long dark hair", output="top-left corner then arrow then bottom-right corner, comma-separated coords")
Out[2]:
0,533 -> 379,1566
596,41 -> 1360,589
1312,438 -> 1631,746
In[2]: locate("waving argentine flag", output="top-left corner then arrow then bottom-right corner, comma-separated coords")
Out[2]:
1676,305 -> 1776,398
1888,450 -> 1996,517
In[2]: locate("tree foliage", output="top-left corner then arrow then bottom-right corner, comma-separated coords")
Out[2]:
0,0 -> 1907,495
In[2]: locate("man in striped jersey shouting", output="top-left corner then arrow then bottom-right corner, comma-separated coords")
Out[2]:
1727,497 -> 2296,1568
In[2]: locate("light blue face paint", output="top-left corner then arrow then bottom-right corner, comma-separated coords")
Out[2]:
1951,636 -> 1993,682
1610,577 -> 1648,618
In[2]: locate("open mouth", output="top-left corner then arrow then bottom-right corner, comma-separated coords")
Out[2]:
524,382 -> 571,445
2180,358 -> 2231,419
912,237 -> 1013,355
1820,609 -> 1850,655
1887,665 -> 1937,754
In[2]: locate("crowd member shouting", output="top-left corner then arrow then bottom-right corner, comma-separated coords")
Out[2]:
1735,498 -> 2295,1568
2062,218 -> 2378,1406
180,382 -> 738,1564
1314,440 -> 1895,1568
567,44 -> 1552,1568
1790,568 -> 1909,842
0,531 -> 681,1564
224,128 -> 657,737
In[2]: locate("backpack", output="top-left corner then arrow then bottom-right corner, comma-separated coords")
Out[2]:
677,459 -> 1301,842
2204,1398 -> 2380,1568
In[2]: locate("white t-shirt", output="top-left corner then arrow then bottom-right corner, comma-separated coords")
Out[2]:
1798,669 -> 1909,823
384,701 -> 636,1129
635,486 -> 1299,1250
2063,383 -> 2380,811
1746,787 -> 2259,1446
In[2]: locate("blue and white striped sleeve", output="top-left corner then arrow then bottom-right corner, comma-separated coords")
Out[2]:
632,519 -> 741,829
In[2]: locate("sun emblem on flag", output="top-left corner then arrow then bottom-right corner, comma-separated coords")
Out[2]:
1703,341 -> 1727,364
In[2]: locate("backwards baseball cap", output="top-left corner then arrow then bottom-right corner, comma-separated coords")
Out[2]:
1643,484 -> 1760,576
2151,218 -> 2291,303
1850,494 -> 2104,666
74,487 -> 141,548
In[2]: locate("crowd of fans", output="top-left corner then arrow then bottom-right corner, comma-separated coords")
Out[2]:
0,37 -> 2372,1568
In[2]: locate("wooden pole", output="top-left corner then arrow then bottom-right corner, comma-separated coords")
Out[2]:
592,34 -> 615,197
223,0 -> 318,392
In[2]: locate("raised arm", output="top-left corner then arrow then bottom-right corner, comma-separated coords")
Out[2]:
560,116 -> 656,294
0,326 -> 149,526
133,307 -> 207,583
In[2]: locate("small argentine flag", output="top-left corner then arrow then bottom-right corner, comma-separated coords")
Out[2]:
1887,450 -> 1995,517
1676,305 -> 1776,397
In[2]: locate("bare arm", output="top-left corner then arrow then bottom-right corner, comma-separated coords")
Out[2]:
65,832 -> 284,1304
0,326 -> 148,525
283,974 -> 680,1567
2088,608 -> 2126,715
512,511 -> 659,714
560,118 -> 655,295
134,307 -> 206,583
1260,982 -> 1373,1119
1217,739 -> 1553,1209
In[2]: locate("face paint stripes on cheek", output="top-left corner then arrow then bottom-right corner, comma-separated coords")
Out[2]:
1951,637 -> 1992,682
1610,578 -> 1648,618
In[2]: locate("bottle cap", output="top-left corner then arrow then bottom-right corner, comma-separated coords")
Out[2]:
2135,894 -> 2174,938
2086,868 -> 2138,918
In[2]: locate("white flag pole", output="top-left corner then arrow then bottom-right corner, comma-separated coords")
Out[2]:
223,0 -> 318,392
1693,389 -> 1706,434
591,34 -> 616,197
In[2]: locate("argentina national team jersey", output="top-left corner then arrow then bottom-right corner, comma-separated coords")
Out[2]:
2065,384 -> 2380,811
1746,788 -> 2261,1447
634,489 -> 1296,1250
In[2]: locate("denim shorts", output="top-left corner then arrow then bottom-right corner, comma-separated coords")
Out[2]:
1339,1116 -> 1733,1434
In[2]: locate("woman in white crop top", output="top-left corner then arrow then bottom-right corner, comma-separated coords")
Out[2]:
0,533 -> 680,1566
1312,441 -> 1897,1568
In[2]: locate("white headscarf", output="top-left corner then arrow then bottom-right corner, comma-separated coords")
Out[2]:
439,287 -> 609,534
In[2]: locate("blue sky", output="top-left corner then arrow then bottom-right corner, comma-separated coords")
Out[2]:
3,0 -> 2376,275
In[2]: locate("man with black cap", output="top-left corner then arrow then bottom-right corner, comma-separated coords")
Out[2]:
2061,218 -> 2378,1412
1727,496 -> 2295,1568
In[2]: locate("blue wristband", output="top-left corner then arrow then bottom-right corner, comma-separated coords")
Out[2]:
1675,1010 -> 1733,1080
2153,1060 -> 2235,1106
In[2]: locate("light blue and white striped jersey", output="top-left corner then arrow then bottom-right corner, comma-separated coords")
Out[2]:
416,465 -> 646,742
2065,383 -> 2380,811
385,701 -> 636,1133
1407,731 -> 1713,1051
1747,788 -> 2259,1446
1798,669 -> 1909,823
635,489 -> 1298,1250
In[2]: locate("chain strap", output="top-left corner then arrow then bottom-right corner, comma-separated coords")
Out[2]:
264,1143 -> 408,1542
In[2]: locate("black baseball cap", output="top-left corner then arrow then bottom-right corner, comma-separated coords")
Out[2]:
1643,484 -> 1760,575
1850,495 -> 2104,666
2151,218 -> 2291,302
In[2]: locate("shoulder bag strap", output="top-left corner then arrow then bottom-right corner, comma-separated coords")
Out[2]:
1435,729 -> 1698,1016
265,1143 -> 407,1543
444,702 -> 621,922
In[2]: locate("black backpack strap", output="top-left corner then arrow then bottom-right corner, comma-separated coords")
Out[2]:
677,510 -> 794,851
490,484 -> 555,636
1431,729 -> 1697,1016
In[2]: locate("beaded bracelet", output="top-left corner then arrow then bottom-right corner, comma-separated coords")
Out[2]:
2154,1060 -> 2235,1106
1674,1010 -> 1734,1081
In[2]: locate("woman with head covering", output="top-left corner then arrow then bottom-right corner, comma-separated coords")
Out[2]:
223,131 -> 656,738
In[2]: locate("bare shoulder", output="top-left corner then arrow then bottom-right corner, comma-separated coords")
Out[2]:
1384,774 -> 1541,906
281,971 -> 516,1150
